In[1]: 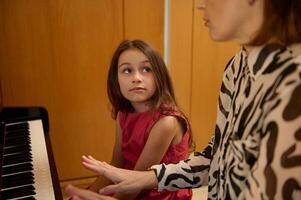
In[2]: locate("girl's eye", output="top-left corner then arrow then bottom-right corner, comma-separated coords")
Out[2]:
122,68 -> 131,74
143,67 -> 152,72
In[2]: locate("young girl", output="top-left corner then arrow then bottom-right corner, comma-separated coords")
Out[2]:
85,40 -> 194,200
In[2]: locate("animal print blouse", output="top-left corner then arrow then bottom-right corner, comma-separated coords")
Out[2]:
151,43 -> 301,199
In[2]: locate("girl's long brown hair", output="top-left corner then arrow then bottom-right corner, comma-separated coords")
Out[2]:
107,40 -> 195,151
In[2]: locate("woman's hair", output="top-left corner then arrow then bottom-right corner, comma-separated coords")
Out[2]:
107,40 -> 195,151
250,0 -> 301,45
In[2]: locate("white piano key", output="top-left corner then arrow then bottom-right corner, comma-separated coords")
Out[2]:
29,119 -> 56,200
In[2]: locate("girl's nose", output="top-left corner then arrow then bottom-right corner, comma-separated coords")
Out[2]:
197,0 -> 206,10
132,72 -> 142,83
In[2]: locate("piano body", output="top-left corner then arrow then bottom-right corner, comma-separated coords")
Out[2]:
0,107 -> 62,199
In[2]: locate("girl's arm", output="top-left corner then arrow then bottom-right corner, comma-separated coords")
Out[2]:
90,139 -> 213,195
115,115 -> 184,200
79,140 -> 213,195
87,114 -> 124,192
134,116 -> 184,170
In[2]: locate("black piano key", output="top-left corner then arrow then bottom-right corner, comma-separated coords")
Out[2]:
5,135 -> 31,147
2,173 -> 34,188
2,171 -> 34,183
4,147 -> 32,158
0,124 -> 30,150
2,162 -> 33,175
5,140 -> 31,149
6,130 -> 29,136
1,185 -> 36,199
5,122 -> 29,132
2,173 -> 35,191
5,132 -> 29,142
17,197 -> 36,200
5,137 -> 30,146
3,152 -> 32,166
4,144 -> 32,155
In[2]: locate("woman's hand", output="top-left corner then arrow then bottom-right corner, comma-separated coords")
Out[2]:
65,185 -> 117,200
81,155 -> 158,195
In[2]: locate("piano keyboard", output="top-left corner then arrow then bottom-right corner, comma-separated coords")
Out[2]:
1,119 -> 55,199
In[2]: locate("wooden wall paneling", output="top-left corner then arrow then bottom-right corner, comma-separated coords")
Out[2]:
0,0 -> 123,181
48,0 -> 123,180
190,0 -> 239,149
169,0 -> 194,117
123,0 -> 164,55
168,0 -> 238,149
0,81 -> 2,108
190,1 -> 239,149
0,0 -> 167,184
0,3 -> 4,108
0,0 -> 55,106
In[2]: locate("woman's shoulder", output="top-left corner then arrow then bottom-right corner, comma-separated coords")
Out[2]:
263,43 -> 301,82
291,43 -> 301,66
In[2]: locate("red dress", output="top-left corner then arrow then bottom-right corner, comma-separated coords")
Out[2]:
119,110 -> 192,200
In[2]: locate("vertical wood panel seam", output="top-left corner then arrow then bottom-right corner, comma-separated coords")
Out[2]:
0,79 -> 3,107
163,0 -> 170,66
122,0 -> 125,39
189,0 -> 195,119
0,3 -> 6,106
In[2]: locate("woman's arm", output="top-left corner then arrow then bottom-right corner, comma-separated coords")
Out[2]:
65,184 -> 117,200
151,138 -> 212,191
81,117 -> 213,195
79,141 -> 213,195
79,158 -> 158,195
84,139 -> 213,196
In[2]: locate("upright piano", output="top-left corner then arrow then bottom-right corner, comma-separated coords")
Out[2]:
0,107 -> 62,199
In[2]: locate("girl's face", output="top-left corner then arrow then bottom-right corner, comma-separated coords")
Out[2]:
197,0 -> 264,44
117,49 -> 156,112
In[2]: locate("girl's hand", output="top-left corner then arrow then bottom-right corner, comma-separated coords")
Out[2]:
81,155 -> 158,195
81,155 -> 109,176
65,185 -> 117,200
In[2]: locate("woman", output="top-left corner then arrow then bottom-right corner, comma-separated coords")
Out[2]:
66,0 -> 301,199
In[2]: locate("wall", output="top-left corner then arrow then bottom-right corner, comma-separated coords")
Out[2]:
0,0 -> 239,188
169,0 -> 239,149
0,0 -> 163,182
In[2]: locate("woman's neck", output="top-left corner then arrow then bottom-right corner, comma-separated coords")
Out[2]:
242,38 -> 279,55
243,45 -> 255,55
